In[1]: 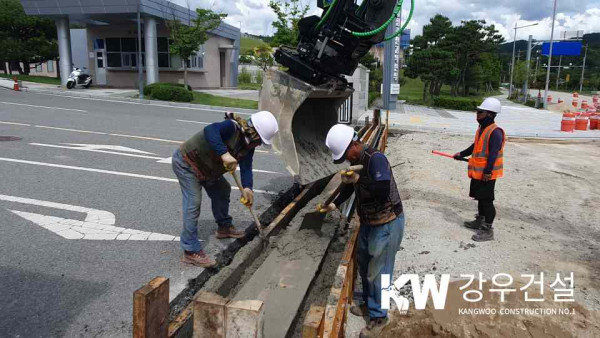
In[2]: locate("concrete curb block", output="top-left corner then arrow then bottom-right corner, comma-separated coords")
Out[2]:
20,87 -> 259,114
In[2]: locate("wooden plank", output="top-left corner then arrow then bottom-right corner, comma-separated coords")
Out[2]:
192,292 -> 228,338
226,300 -> 264,338
302,305 -> 325,338
133,276 -> 169,338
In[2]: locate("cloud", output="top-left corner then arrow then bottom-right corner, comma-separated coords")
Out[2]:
172,0 -> 600,41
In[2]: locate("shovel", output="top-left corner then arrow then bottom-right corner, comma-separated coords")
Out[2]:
229,171 -> 268,243
299,165 -> 364,231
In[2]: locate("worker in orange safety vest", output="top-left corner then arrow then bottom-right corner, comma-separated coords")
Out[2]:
454,97 -> 506,242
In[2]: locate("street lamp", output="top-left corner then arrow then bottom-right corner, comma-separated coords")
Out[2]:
508,21 -> 539,99
543,0 -> 558,109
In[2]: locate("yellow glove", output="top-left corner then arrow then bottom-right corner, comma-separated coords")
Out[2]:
221,152 -> 238,172
340,169 -> 360,184
316,202 -> 336,214
240,188 -> 254,207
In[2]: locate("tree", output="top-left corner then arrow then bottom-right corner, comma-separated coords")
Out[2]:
167,8 -> 226,87
268,0 -> 309,46
254,44 -> 274,72
0,0 -> 57,74
405,48 -> 455,100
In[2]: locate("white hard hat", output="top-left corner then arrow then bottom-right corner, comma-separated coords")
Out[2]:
477,97 -> 502,114
250,111 -> 278,146
325,124 -> 356,164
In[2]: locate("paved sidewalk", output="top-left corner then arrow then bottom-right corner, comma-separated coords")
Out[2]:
197,89 -> 259,101
360,94 -> 600,140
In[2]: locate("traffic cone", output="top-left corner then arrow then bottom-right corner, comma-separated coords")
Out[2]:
12,76 -> 19,91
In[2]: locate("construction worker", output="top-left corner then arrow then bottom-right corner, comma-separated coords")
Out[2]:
320,124 -> 404,338
172,111 -> 278,267
454,97 -> 505,242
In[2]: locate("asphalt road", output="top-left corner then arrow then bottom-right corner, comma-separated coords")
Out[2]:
0,89 -> 294,337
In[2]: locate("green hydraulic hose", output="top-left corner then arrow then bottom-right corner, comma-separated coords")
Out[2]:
383,0 -> 414,41
351,0 -> 404,37
315,0 -> 338,31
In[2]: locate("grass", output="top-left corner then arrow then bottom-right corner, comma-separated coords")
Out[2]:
238,82 -> 262,90
0,73 -> 61,85
241,37 -> 268,55
397,72 -> 501,107
191,92 -> 258,109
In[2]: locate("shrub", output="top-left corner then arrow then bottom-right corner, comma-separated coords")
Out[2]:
239,67 -> 252,84
255,70 -> 263,84
432,96 -> 481,111
368,91 -> 380,106
143,82 -> 191,97
150,85 -> 193,102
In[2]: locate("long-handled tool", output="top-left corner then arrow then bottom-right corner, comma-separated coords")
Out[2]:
230,171 -> 268,242
432,150 -> 468,162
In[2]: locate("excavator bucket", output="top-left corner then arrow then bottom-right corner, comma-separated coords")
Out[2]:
259,70 -> 354,185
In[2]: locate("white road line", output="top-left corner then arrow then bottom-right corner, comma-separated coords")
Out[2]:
0,101 -> 87,112
29,143 -> 166,160
0,157 -> 277,195
177,119 -> 211,125
108,133 -> 183,143
30,92 -> 253,115
34,125 -> 108,135
0,121 -> 31,126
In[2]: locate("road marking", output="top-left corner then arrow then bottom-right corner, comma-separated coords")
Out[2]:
0,101 -> 87,113
0,157 -> 277,194
29,143 -> 166,161
0,121 -> 31,126
35,125 -> 108,135
30,92 -> 253,115
108,133 -> 182,143
0,194 -> 179,241
177,119 -> 211,125
65,144 -> 157,154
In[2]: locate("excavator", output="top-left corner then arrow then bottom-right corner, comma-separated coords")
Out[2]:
259,0 -> 413,185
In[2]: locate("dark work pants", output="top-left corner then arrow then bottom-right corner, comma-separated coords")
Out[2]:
477,199 -> 496,225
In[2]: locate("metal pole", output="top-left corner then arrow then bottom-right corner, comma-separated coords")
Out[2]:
137,6 -> 144,99
543,0 -> 557,109
580,44 -> 588,93
382,17 -> 397,110
508,21 -> 518,99
556,55 -> 562,90
523,35 -> 533,102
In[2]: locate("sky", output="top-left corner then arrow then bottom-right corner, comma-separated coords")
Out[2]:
173,0 -> 600,42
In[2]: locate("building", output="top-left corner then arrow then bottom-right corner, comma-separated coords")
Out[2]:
17,0 -> 240,89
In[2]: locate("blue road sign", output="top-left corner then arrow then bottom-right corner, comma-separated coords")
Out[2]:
541,42 -> 582,56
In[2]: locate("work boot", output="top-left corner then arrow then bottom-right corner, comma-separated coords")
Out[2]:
359,317 -> 390,338
350,303 -> 368,317
181,251 -> 216,268
472,223 -> 494,242
216,225 -> 245,239
464,215 -> 484,230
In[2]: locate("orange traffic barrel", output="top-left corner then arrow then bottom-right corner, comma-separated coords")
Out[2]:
573,92 -> 579,99
558,98 -> 564,103
575,113 -> 590,131
582,100 -> 589,110
561,113 -> 576,132
547,95 -> 552,103
593,95 -> 599,105
590,113 -> 600,130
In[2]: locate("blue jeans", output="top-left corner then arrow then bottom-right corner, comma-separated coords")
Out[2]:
172,148 -> 233,252
357,213 -> 405,318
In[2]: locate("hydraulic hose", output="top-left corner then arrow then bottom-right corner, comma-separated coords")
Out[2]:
315,0 -> 338,31
383,0 -> 414,41
351,0 -> 404,37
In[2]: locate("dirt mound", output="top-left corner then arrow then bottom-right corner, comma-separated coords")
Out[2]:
381,280 -> 600,338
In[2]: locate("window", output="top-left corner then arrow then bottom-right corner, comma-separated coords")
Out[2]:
35,64 -> 42,72
104,37 -> 168,69
184,45 -> 204,69
47,60 -> 54,72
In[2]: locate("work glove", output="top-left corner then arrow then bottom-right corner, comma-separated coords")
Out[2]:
221,152 -> 238,172
240,188 -> 254,207
482,173 -> 492,182
316,203 -> 337,214
340,169 -> 360,184
453,153 -> 462,160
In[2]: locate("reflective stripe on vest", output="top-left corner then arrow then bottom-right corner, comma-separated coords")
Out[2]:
468,124 -> 505,180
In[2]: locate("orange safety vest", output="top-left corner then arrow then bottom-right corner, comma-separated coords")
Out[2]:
468,123 -> 506,180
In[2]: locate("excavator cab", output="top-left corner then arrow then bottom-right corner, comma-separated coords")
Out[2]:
262,0 -> 400,184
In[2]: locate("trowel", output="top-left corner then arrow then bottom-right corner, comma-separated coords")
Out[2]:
230,171 -> 268,244
299,165 -> 363,231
